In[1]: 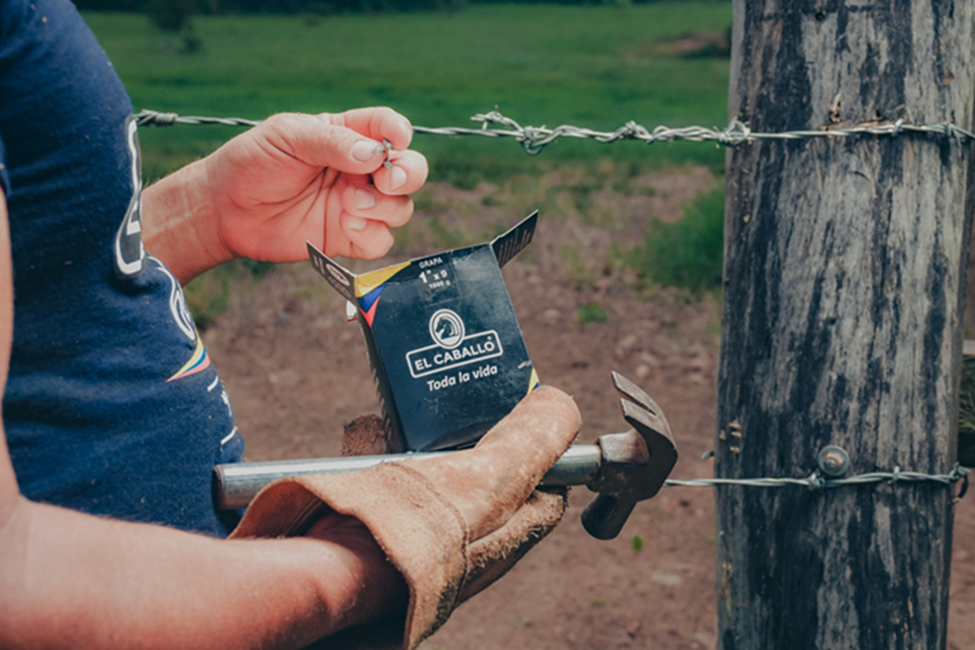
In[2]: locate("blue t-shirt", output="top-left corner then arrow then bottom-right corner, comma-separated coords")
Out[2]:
0,0 -> 244,536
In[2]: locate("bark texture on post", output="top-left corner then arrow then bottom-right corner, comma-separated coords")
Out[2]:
717,2 -> 974,649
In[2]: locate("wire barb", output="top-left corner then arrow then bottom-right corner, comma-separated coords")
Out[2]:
134,109 -> 975,155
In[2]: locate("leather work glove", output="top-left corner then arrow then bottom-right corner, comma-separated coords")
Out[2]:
230,386 -> 581,649
340,414 -> 391,457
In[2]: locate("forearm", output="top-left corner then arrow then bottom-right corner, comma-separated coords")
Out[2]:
141,159 -> 231,285
0,497 -> 405,650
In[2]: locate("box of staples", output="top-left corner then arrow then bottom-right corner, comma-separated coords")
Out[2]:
307,211 -> 540,452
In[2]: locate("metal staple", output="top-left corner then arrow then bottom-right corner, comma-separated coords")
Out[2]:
135,109 -> 975,155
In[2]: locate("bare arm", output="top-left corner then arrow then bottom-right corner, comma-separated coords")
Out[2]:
0,189 -> 406,649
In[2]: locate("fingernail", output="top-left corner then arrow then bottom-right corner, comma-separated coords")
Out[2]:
346,215 -> 368,231
389,166 -> 407,191
351,140 -> 384,162
354,188 -> 376,210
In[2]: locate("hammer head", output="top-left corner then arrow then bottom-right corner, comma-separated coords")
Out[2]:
581,372 -> 679,539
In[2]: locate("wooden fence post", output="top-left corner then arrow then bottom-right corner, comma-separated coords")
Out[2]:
716,2 -> 975,648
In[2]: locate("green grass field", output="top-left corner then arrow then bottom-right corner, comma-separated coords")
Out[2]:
85,3 -> 733,183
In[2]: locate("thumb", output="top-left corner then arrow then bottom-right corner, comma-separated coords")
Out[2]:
410,385 -> 581,540
256,112 -> 389,174
458,488 -> 568,602
473,386 -> 582,479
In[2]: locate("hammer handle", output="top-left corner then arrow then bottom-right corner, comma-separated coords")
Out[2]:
214,444 -> 602,511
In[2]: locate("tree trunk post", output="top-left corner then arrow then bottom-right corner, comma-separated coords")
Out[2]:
716,2 -> 975,648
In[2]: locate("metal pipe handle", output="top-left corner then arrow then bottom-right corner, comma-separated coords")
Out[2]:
214,444 -> 603,511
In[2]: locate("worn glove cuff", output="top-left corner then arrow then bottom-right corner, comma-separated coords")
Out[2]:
230,462 -> 468,649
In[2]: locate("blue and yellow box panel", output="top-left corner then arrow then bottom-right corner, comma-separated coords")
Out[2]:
307,212 -> 540,452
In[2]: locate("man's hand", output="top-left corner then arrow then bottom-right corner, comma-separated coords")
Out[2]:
142,108 -> 428,284
232,386 -> 582,649
207,109 -> 428,262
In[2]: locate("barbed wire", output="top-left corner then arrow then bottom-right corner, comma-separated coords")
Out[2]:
135,109 -> 975,156
136,112 -> 262,129
137,106 -> 973,496
664,464 -> 970,499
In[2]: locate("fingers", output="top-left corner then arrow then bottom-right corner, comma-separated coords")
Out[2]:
333,149 -> 425,258
339,213 -> 395,260
476,386 -> 582,474
409,386 -> 581,540
458,489 -> 567,602
372,149 -> 428,196
328,109 -> 427,195
258,113 -> 382,174
323,173 -> 412,260
335,107 -> 414,151
258,112 -> 428,192
264,107 -> 424,261
340,175 -> 414,228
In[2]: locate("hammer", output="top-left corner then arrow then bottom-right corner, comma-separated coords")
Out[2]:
213,372 -> 678,540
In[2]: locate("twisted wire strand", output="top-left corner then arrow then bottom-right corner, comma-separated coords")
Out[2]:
135,111 -> 261,128
664,464 -> 970,493
134,109 -> 975,155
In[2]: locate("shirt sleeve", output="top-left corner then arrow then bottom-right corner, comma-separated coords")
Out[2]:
0,2 -> 6,197
0,131 -> 9,197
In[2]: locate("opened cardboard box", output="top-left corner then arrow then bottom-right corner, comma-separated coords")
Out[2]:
307,211 -> 540,452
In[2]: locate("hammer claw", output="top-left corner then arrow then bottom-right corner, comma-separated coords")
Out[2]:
612,371 -> 662,416
581,373 -> 680,539
621,399 -> 676,452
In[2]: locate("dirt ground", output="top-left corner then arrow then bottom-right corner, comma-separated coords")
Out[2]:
202,169 -> 975,649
